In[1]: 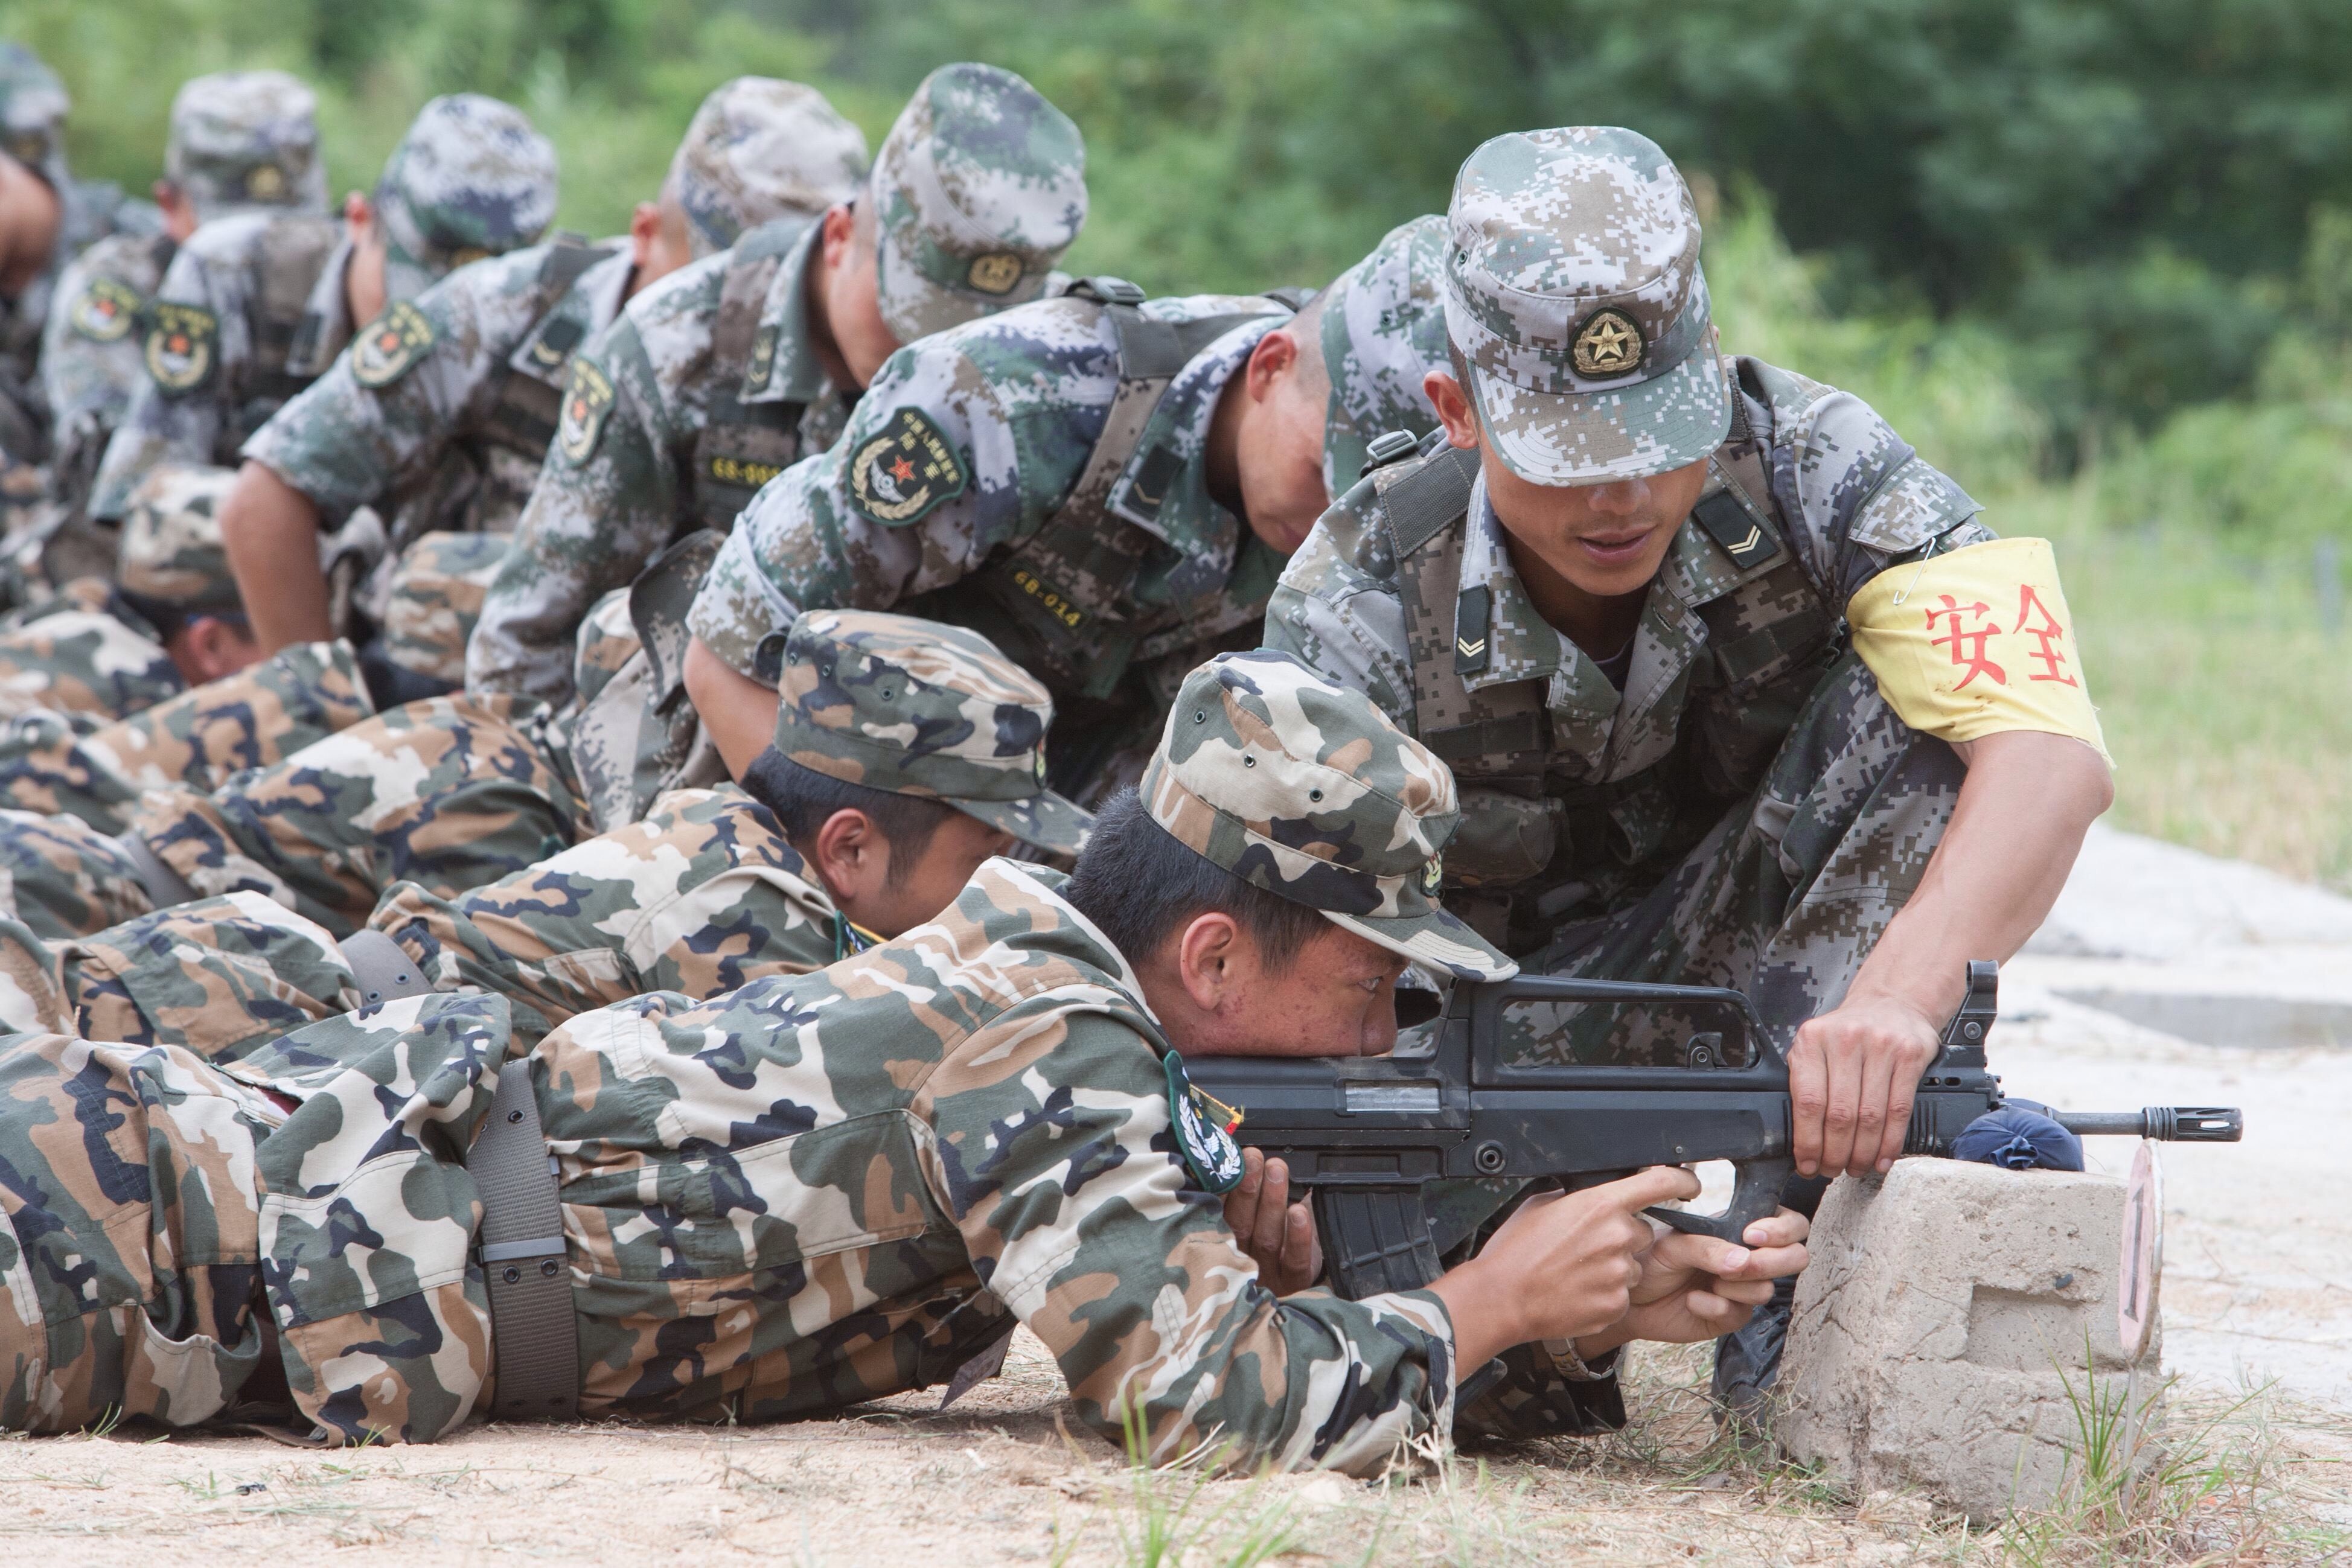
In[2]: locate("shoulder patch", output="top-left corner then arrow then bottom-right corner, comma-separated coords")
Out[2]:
350,299 -> 437,389
1163,1050 -> 1245,1195
555,357 -> 616,465
143,302 -> 219,396
847,407 -> 968,527
69,277 -> 144,343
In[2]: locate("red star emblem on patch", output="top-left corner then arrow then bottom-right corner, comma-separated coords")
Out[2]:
890,456 -> 916,483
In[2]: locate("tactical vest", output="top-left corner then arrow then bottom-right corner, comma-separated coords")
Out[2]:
904,279 -> 1286,712
244,215 -> 344,433
480,234 -> 622,464
1375,358 -> 1845,952
685,220 -> 820,533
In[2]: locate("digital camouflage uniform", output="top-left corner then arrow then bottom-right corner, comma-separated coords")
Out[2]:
38,71 -> 325,541
0,462 -> 243,725
468,62 -> 1084,706
238,78 -> 865,683
0,652 -> 1500,1465
0,42 -> 75,464
1317,212 -> 1449,497
86,94 -> 560,523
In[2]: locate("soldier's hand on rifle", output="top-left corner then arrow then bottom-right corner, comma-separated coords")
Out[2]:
1788,992 -> 1942,1178
1224,1148 -> 1323,1295
1430,1165 -> 1698,1375
1597,1208 -> 1812,1351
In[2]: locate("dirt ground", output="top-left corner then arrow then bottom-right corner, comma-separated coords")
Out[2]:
2,994 -> 2345,1566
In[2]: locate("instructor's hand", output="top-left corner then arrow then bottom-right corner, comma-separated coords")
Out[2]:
1223,1149 -> 1321,1295
1788,993 -> 1940,1177
1588,1208 -> 1811,1353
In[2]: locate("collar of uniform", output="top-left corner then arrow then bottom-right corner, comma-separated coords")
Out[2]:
741,222 -> 830,408
1099,312 -> 1282,605
1459,476 -> 1621,730
285,228 -> 357,378
506,241 -> 634,388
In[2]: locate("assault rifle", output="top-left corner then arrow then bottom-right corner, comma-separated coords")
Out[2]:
1184,961 -> 2240,1299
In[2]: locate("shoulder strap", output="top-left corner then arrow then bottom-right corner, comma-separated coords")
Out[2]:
535,231 -> 604,296
256,215 -> 340,375
712,242 -> 786,384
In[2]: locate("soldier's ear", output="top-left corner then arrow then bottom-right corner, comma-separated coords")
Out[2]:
1425,369 -> 1480,451
1172,910 -> 1247,1008
809,806 -> 886,904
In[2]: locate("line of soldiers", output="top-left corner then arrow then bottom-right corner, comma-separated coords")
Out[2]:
0,43 -> 2114,1468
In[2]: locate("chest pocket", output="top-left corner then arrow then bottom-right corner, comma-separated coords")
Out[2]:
686,235 -> 806,532
921,282 -> 1277,703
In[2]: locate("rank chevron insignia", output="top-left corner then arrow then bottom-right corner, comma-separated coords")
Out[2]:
1456,635 -> 1486,658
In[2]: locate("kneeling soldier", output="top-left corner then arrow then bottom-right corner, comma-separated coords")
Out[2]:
0,649 -> 1806,1458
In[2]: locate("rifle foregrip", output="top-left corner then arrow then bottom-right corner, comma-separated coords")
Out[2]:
1646,1155 -> 1793,1245
1314,1187 -> 1443,1301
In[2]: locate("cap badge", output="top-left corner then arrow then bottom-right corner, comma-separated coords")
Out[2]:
966,252 -> 1023,296
448,246 -> 492,269
1420,856 -> 1444,897
244,164 -> 286,201
1571,307 -> 1644,379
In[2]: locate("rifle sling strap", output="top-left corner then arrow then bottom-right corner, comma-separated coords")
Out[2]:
467,1059 -> 579,1420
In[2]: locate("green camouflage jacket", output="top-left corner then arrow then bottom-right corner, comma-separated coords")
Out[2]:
243,237 -> 631,549
467,218 -> 846,701
0,580 -> 182,724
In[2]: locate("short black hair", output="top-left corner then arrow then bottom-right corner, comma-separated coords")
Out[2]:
740,748 -> 954,889
113,587 -> 249,646
1063,787 -> 1329,972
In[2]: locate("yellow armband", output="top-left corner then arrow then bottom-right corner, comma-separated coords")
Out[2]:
1847,537 -> 2109,762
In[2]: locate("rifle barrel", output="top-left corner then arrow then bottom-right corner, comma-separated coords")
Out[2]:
2052,1106 -> 2242,1141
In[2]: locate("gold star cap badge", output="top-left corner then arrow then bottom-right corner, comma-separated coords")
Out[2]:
1571,307 -> 1644,379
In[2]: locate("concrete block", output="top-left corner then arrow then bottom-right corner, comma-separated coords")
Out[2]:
1774,1159 -> 2162,1524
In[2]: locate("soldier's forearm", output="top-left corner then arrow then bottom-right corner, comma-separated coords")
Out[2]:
685,636 -> 782,778
221,459 -> 333,653
1844,729 -> 2112,1023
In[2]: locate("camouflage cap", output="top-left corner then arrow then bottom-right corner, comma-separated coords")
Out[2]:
1445,126 -> 1730,484
372,94 -> 558,301
1140,650 -> 1514,981
870,62 -> 1086,343
775,610 -> 1091,853
118,463 -> 241,614
165,71 -> 327,223
0,41 -> 69,191
668,77 -> 868,261
1320,212 -> 1449,494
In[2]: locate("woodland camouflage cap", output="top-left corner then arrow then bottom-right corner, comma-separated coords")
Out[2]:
668,77 -> 869,260
373,94 -> 558,301
1445,126 -> 1731,483
0,42 -> 69,191
870,62 -> 1086,342
118,463 -> 241,614
165,71 -> 327,223
1141,649 -> 1514,981
774,610 -> 1091,853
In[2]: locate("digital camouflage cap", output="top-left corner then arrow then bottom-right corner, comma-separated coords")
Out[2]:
1142,649 -> 1514,981
165,70 -> 327,223
372,94 -> 559,301
669,77 -> 868,261
0,41 -> 69,191
870,62 -> 1087,342
1319,212 -> 1449,494
774,610 -> 1091,853
117,463 -> 241,614
1445,126 -> 1730,484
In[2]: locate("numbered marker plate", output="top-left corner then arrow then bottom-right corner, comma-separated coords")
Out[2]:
2118,1140 -> 2164,1362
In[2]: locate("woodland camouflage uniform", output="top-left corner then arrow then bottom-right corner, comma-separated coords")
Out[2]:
0,650 -> 1486,1467
467,62 -> 1075,704
86,94 -> 559,523
239,78 -> 865,686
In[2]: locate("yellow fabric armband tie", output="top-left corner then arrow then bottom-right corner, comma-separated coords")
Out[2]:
1847,537 -> 2111,763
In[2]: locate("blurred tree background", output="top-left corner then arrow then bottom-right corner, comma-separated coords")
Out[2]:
8,0 -> 2352,883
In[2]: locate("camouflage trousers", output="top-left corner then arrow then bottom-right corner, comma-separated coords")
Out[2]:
0,1032 -> 286,1433
1504,652 -> 1964,1067
0,693 -> 586,943
0,640 -> 374,833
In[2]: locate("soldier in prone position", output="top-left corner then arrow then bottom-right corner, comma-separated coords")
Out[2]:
219,77 -> 869,696
0,611 -> 1088,1070
83,94 -> 559,535
0,649 -> 1806,1460
37,71 -> 326,563
1265,127 -> 2116,1418
465,62 -> 1089,709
